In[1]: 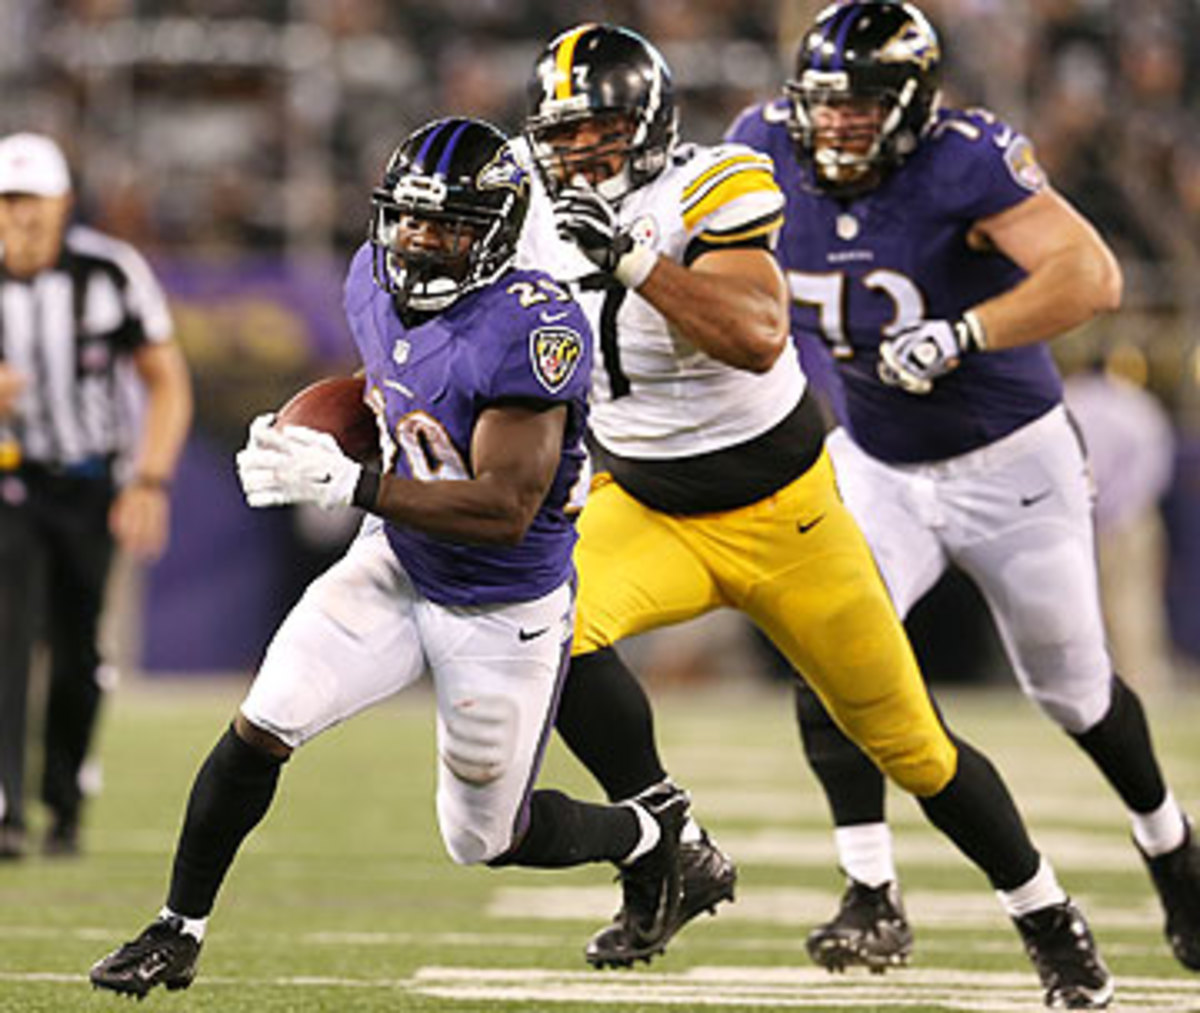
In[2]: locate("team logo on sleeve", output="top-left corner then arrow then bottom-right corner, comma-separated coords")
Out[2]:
1004,136 -> 1046,192
530,326 -> 583,393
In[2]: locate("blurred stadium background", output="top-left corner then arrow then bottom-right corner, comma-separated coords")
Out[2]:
3,4 -> 1200,1011
1,0 -> 1198,682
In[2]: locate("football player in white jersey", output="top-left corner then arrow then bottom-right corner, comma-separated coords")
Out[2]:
525,23 -> 1113,1007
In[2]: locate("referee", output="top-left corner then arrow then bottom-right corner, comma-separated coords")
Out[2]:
0,133 -> 192,859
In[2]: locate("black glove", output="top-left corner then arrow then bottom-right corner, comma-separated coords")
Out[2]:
552,185 -> 656,288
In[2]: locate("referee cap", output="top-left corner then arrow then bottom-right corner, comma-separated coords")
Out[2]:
0,133 -> 71,197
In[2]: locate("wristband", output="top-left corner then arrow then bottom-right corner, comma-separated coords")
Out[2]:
131,474 -> 171,492
958,310 -> 988,353
613,242 -> 657,289
352,467 -> 381,512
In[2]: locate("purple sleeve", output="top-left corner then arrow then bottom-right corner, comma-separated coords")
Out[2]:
931,110 -> 1047,223
480,276 -> 592,405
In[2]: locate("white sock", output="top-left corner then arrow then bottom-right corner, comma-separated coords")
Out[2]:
160,906 -> 207,942
620,801 -> 660,865
1131,792 -> 1188,857
834,823 -> 897,888
998,858 -> 1067,919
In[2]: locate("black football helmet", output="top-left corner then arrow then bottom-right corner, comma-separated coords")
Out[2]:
525,23 -> 677,201
786,1 -> 942,196
370,117 -> 529,312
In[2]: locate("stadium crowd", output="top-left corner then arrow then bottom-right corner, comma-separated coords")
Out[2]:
2,0 -> 1199,675
0,1 -> 1194,285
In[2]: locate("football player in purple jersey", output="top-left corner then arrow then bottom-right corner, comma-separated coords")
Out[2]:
720,0 -> 1199,989
88,117 -> 691,998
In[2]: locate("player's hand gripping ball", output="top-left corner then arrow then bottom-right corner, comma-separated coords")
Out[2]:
273,375 -> 378,462
236,376 -> 379,510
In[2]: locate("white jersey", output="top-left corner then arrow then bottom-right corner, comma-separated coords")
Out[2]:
517,139 -> 807,461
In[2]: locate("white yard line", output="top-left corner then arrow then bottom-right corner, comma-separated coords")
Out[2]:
8,965 -> 1195,1011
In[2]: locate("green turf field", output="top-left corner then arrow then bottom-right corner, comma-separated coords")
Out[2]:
1,678 -> 1198,1011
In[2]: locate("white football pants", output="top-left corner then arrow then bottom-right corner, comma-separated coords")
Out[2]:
240,525 -> 574,865
827,405 -> 1113,732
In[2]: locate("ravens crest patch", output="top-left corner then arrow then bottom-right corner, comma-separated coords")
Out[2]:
1003,135 -> 1046,192
530,326 -> 583,393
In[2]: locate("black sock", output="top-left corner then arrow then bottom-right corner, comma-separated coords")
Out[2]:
918,737 -> 1040,891
1070,675 -> 1168,814
167,723 -> 287,917
488,789 -> 639,868
795,679 -> 887,826
556,648 -> 667,801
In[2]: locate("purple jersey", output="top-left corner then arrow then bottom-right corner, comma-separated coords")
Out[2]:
343,244 -> 592,606
728,101 -> 1063,464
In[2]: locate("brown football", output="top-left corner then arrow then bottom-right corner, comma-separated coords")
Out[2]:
274,375 -> 378,463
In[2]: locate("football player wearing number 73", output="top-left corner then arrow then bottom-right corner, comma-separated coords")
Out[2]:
89,117 -> 695,998
725,0 -> 1199,993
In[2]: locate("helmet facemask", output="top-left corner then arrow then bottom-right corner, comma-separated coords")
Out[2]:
787,1 -> 942,199
369,121 -> 528,313
525,24 -> 678,202
787,70 -> 925,196
527,110 -> 644,201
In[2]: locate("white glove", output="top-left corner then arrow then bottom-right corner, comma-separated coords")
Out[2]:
877,313 -> 987,395
236,419 -> 362,510
552,183 -> 656,288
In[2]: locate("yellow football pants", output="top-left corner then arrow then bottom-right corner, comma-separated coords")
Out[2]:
572,449 -> 958,797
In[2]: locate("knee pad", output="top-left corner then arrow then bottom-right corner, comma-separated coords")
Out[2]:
440,693 -> 518,787
878,742 -> 958,797
862,718 -> 957,796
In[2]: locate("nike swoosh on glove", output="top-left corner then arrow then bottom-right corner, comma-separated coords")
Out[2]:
552,183 -> 656,289
236,421 -> 362,510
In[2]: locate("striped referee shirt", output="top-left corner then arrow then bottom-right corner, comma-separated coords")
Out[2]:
0,224 -> 172,471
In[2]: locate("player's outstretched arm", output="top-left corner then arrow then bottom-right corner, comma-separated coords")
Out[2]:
551,183 -> 788,373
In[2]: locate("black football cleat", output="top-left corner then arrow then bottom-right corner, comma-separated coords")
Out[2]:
90,916 -> 202,998
1013,900 -> 1114,1009
585,783 -> 690,969
586,824 -> 736,968
807,878 -> 913,973
1140,821 -> 1200,970
678,828 -> 737,924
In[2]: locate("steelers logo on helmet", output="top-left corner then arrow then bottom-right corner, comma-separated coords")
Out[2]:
370,118 -> 530,312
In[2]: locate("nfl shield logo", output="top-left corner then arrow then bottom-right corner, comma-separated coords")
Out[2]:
530,326 -> 583,394
393,339 -> 411,365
